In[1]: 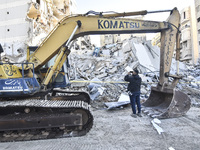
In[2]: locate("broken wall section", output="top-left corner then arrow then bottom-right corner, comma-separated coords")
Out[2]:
0,0 -> 34,63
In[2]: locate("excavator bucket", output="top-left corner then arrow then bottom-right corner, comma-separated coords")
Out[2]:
140,8 -> 191,119
142,87 -> 191,119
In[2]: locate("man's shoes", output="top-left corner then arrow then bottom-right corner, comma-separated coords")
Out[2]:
137,113 -> 142,117
131,114 -> 137,118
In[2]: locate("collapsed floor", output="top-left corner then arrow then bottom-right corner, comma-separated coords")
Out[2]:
66,37 -> 200,108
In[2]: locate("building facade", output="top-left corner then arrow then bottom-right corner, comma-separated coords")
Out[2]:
152,4 -> 199,64
195,0 -> 200,56
180,7 -> 193,61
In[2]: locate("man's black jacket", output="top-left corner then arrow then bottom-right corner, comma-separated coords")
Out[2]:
124,74 -> 141,93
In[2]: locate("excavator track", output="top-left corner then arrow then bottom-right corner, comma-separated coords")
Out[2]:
0,91 -> 93,142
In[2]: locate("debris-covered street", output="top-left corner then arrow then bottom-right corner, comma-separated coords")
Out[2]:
1,106 -> 200,150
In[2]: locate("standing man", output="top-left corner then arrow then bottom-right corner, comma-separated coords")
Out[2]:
92,46 -> 100,57
124,68 -> 142,118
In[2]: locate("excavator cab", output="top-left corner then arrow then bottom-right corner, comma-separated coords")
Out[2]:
28,46 -> 70,89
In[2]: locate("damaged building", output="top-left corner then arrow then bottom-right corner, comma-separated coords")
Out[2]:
0,0 -> 77,44
0,0 -> 75,63
0,0 -> 91,63
152,5 -> 199,64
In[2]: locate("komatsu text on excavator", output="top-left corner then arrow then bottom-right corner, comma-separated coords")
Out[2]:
0,7 -> 191,142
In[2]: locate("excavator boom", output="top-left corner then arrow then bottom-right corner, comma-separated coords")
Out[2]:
28,12 -> 170,70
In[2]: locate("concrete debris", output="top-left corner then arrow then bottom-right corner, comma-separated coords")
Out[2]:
88,78 -> 105,100
153,118 -> 161,124
1,42 -> 27,63
125,66 -> 133,72
66,36 -> 200,108
105,101 -> 130,110
151,118 -> 164,134
67,37 -> 160,102
105,93 -> 130,110
177,58 -> 200,107
118,93 -> 130,102
168,147 -> 175,150
133,42 -> 160,72
70,79 -> 87,88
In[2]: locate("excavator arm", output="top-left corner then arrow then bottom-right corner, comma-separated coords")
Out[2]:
28,8 -> 179,88
28,13 -> 170,70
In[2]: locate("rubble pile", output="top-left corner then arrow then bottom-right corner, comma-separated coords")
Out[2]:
66,37 -> 200,107
67,37 -> 160,102
177,59 -> 200,107
68,54 -> 128,102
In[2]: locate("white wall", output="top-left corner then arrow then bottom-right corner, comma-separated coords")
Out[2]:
0,1 -> 32,43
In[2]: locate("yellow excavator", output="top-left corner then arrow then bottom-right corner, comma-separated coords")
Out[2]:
0,7 -> 190,141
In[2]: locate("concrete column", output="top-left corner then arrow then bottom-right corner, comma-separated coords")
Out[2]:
191,3 -> 199,64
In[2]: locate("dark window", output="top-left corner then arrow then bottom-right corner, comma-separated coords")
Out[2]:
184,12 -> 186,19
36,0 -> 40,4
183,41 -> 187,48
197,17 -> 200,22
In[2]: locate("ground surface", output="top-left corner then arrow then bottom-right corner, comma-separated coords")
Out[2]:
1,106 -> 200,150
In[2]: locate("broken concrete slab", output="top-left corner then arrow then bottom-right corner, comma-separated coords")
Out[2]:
122,40 -> 131,53
151,118 -> 164,134
104,101 -> 130,110
132,42 -> 159,72
125,66 -> 133,72
108,66 -> 118,74
118,93 -> 130,102
88,78 -> 106,100
101,49 -> 110,57
104,93 -> 130,110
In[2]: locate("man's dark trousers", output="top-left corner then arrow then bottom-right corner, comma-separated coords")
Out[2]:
129,91 -> 141,114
